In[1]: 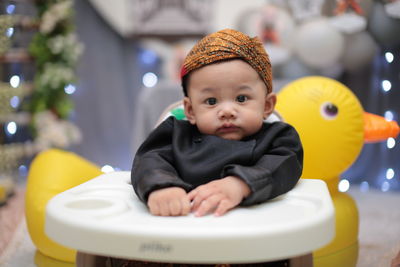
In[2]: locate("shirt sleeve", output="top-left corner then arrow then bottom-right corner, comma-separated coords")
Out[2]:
131,117 -> 193,203
221,123 -> 303,206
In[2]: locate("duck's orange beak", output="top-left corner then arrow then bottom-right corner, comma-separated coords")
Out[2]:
364,112 -> 400,143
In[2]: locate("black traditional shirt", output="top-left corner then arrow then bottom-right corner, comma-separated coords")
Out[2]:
132,116 -> 303,206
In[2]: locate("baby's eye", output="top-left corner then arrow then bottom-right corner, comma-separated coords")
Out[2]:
205,98 -> 217,105
236,95 -> 248,103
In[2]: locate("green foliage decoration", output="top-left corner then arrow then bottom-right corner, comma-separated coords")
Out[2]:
26,0 -> 83,119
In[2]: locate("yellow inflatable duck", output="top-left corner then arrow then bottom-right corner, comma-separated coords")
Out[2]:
276,76 -> 400,267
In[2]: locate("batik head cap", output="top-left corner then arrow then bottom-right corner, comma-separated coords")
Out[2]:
181,28 -> 272,96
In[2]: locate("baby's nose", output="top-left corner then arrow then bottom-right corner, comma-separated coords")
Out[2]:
218,103 -> 237,119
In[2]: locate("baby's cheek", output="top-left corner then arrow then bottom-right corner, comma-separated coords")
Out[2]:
197,118 -> 215,133
245,116 -> 264,134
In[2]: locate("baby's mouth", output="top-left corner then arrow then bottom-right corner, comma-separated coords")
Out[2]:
218,124 -> 239,133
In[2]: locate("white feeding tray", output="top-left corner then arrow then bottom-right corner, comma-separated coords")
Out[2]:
45,172 -> 334,264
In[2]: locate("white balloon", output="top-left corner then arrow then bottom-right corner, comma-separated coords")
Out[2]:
237,4 -> 296,49
385,1 -> 400,19
329,13 -> 367,34
259,5 -> 296,49
341,31 -> 378,72
236,8 -> 262,37
294,17 -> 345,69
277,56 -> 317,80
265,44 -> 291,66
237,4 -> 296,66
317,63 -> 344,79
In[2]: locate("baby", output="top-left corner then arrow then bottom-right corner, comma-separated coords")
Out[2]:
131,29 -> 303,217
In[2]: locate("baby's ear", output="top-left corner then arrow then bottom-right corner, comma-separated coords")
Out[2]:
183,97 -> 196,125
264,93 -> 277,119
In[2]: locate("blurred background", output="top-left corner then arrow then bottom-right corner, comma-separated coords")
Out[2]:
0,1 -> 400,267
1,0 -> 399,194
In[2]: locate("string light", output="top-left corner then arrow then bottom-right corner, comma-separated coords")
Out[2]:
386,168 -> 395,180
142,72 -> 158,88
387,138 -> 396,149
6,27 -> 14,37
381,80 -> 392,92
6,4 -> 16,14
5,121 -> 17,135
384,52 -> 394,63
10,96 -> 20,108
140,50 -> 157,65
9,75 -> 20,88
64,84 -> 76,95
338,179 -> 350,192
384,110 -> 394,121
18,165 -> 28,176
101,165 -> 115,173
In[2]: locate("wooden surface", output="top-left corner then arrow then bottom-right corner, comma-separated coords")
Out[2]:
0,188 -> 25,262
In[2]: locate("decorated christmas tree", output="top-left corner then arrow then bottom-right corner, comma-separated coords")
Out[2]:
0,0 -> 82,204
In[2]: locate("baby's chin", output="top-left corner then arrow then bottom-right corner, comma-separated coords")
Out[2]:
216,132 -> 244,141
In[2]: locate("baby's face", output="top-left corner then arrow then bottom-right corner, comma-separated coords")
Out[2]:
184,59 -> 276,140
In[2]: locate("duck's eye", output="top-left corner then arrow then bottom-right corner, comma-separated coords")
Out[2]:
236,95 -> 248,103
206,98 -> 217,105
320,102 -> 338,120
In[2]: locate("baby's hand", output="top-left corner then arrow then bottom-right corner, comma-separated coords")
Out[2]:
147,187 -> 191,216
188,176 -> 251,217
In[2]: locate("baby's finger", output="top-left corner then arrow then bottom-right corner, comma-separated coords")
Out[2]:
191,188 -> 215,212
187,189 -> 197,201
191,194 -> 209,212
159,201 -> 171,216
149,202 -> 160,216
169,199 -> 181,216
214,199 -> 232,217
195,194 -> 222,217
181,198 -> 191,215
